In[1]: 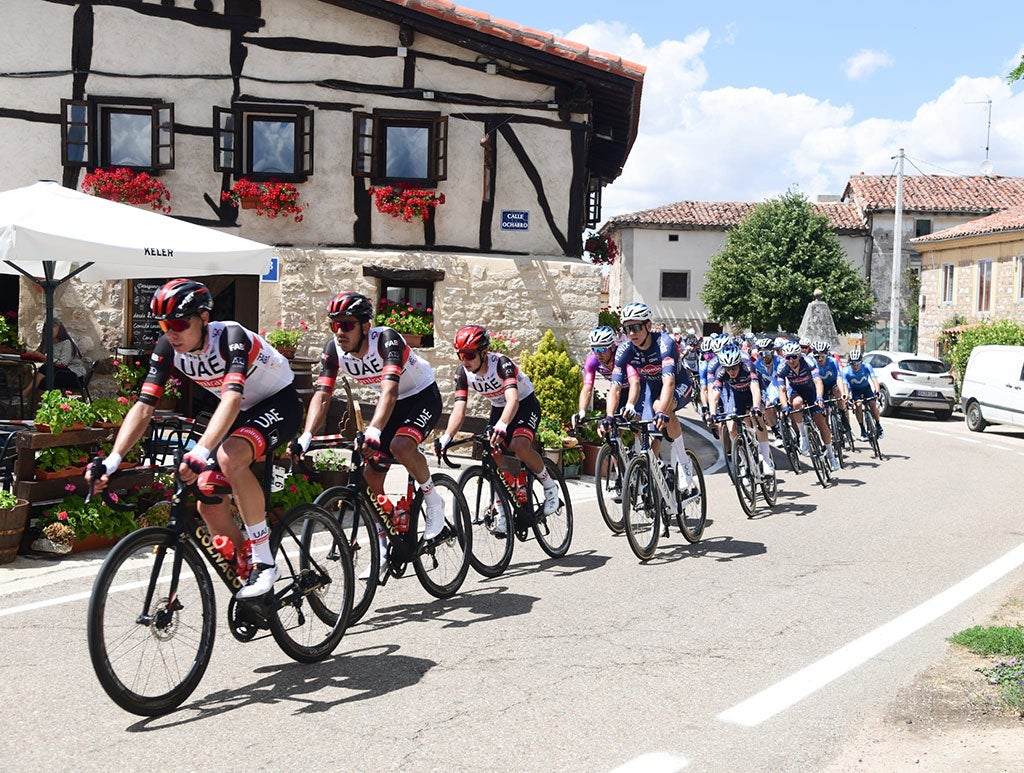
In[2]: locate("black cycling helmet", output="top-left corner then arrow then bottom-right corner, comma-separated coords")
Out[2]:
150,279 -> 213,320
327,292 -> 374,322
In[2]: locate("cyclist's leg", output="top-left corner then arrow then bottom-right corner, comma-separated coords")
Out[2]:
791,392 -> 809,451
663,383 -> 695,488
507,394 -> 560,514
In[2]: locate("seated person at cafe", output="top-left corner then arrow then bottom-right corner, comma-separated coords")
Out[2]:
23,318 -> 86,401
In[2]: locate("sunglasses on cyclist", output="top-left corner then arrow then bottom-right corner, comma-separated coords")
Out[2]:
785,354 -> 800,361
329,319 -> 361,333
623,323 -> 647,334
158,317 -> 194,333
458,350 -> 480,361
592,346 -> 610,354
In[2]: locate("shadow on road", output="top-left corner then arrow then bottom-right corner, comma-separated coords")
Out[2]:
647,534 -> 767,564
493,548 -> 611,580
127,644 -> 435,731
355,584 -> 540,633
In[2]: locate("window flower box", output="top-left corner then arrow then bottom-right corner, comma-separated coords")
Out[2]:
81,167 -> 172,213
369,185 -> 445,222
222,178 -> 307,221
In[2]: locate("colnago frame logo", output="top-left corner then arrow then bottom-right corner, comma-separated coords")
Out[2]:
368,486 -> 399,536
196,523 -> 243,590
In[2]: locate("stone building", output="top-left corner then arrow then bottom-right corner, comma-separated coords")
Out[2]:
0,0 -> 644,403
913,205 -> 1024,358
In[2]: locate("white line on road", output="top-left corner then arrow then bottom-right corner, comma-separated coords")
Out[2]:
717,539 -> 1024,727
612,752 -> 689,772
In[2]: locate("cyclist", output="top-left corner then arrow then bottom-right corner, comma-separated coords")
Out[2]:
572,325 -> 640,428
811,340 -> 852,437
604,302 -> 696,500
753,336 -> 782,441
774,341 -> 840,472
86,279 -> 302,599
436,325 -> 560,536
799,337 -> 812,356
680,333 -> 702,396
709,345 -> 774,475
290,292 -> 446,545
842,349 -> 884,439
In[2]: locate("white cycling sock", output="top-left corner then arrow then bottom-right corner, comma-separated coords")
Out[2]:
758,440 -> 771,463
670,435 -> 688,463
246,521 -> 274,566
537,466 -> 557,490
799,423 -> 809,442
419,477 -> 442,507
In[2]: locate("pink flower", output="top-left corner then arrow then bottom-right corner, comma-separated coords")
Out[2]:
64,483 -> 76,492
57,511 -> 68,521
60,403 -> 71,411
117,396 -> 128,405
110,492 -> 119,503
288,485 -> 298,494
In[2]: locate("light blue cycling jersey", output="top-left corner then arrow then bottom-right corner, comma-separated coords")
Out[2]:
816,356 -> 841,390
842,362 -> 877,394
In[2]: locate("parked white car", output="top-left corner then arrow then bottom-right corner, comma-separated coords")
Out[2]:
861,350 -> 956,420
960,345 -> 1024,432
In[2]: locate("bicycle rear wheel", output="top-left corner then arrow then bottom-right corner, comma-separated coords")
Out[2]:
269,504 -> 353,663
530,457 -> 573,558
459,465 -> 515,577
595,442 -> 626,534
729,435 -> 757,517
675,450 -> 707,543
87,527 -> 216,717
622,456 -> 659,561
314,486 -> 379,625
413,474 -> 472,598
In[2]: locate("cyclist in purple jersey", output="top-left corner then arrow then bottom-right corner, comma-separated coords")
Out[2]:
604,303 -> 696,495
572,326 -> 640,427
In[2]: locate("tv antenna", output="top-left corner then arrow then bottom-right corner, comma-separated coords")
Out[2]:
966,97 -> 993,173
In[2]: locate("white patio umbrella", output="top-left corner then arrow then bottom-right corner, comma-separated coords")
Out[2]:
0,180 -> 274,386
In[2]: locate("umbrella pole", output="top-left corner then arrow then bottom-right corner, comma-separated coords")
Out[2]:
42,263 -> 56,392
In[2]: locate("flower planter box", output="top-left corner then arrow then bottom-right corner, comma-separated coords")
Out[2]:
72,534 -> 121,554
274,345 -> 296,359
402,334 -> 423,348
0,499 -> 30,564
581,443 -> 601,477
542,447 -> 563,467
240,195 -> 260,210
33,422 -> 87,434
314,469 -> 350,490
561,463 -> 581,479
93,421 -> 122,429
35,466 -> 85,481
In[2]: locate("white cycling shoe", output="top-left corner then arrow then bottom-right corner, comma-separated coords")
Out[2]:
542,485 -> 560,515
236,562 -> 280,599
761,457 -> 775,476
422,501 -> 446,540
490,505 -> 508,536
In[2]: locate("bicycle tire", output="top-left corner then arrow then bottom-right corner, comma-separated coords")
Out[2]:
459,465 -> 515,577
759,462 -> 778,507
808,425 -> 831,487
530,457 -> 573,558
676,449 -> 707,543
829,411 -> 846,469
87,527 -> 216,717
730,434 -> 757,517
269,504 -> 353,663
622,455 -> 659,561
412,473 -> 472,599
594,442 -> 627,534
779,418 -> 802,473
864,412 -> 883,460
314,486 -> 379,625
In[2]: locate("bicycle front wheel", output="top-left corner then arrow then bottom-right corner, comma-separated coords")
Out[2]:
829,412 -> 846,469
675,450 -> 707,543
269,504 -> 353,663
780,419 -> 802,474
459,465 -> 515,577
730,436 -> 757,517
530,457 -> 573,558
413,474 -> 472,598
595,442 -> 626,534
314,486 -> 379,625
87,527 -> 216,717
865,412 -> 884,460
622,456 -> 659,561
808,427 -> 831,487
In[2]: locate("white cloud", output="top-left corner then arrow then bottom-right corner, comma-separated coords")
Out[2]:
843,49 -> 894,81
568,23 -> 1024,221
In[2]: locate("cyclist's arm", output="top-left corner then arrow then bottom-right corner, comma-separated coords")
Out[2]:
440,365 -> 469,438
708,384 -> 721,417
368,377 -> 398,434
494,356 -> 520,427
299,339 -> 339,439
606,382 -> 621,416
813,375 -> 824,401
654,372 -> 676,415
625,372 -> 641,410
750,375 -> 762,408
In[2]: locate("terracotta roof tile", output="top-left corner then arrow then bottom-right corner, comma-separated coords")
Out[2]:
913,203 -> 1024,243
605,200 -> 867,234
842,174 -> 1024,214
384,0 -> 646,81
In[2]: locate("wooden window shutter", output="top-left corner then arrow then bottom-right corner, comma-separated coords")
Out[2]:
60,98 -> 90,168
213,106 -> 237,173
299,108 -> 314,176
432,115 -> 448,181
152,103 -> 175,170
352,112 -> 375,177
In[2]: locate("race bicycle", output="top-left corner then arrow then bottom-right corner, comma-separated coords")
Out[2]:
438,432 -> 573,577
785,405 -> 835,488
86,457 -> 353,716
577,415 -> 638,535
715,410 -> 777,517
851,397 -> 885,460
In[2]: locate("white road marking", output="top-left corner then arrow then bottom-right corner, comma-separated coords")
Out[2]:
717,539 -> 1024,727
612,752 -> 689,772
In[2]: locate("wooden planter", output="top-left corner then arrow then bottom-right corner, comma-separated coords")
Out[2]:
34,422 -> 87,434
0,499 -> 30,564
35,466 -> 86,481
542,447 -> 563,467
274,345 -> 296,359
240,195 -> 260,210
71,534 -> 120,554
314,469 -> 350,490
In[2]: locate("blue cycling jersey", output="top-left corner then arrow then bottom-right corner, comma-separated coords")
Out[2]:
842,362 -> 877,393
774,354 -> 820,398
612,331 -> 689,389
699,354 -> 719,388
816,356 -> 841,389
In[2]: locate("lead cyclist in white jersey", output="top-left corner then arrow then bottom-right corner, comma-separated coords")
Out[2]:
86,279 -> 303,599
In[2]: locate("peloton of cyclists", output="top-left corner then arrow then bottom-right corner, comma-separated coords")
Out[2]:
842,349 -> 884,440
774,341 -> 841,472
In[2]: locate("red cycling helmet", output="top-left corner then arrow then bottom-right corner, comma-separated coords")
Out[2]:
327,292 -> 374,321
453,325 -> 490,352
150,279 -> 213,320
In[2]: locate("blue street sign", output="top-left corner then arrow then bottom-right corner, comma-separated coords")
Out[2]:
261,256 -> 279,283
500,210 -> 530,231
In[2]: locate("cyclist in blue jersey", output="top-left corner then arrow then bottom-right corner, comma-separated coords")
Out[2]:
709,345 -> 774,475
811,340 -> 852,436
841,349 -> 883,439
752,336 -> 782,440
604,303 -> 696,498
775,341 -> 840,472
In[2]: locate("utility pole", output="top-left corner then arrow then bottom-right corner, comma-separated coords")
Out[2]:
889,148 -> 905,352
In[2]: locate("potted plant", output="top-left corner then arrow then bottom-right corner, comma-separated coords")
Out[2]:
310,448 -> 350,489
488,332 -> 518,355
33,490 -> 137,554
33,390 -> 96,433
561,445 -> 585,479
0,312 -> 25,353
263,319 -> 309,359
222,178 -> 308,221
34,445 -> 90,479
81,167 -> 172,212
598,306 -> 622,331
113,356 -> 148,400
583,231 -> 619,265
537,413 -> 568,466
91,396 -> 132,427
369,185 -> 445,222
374,298 -> 434,347
0,489 -> 30,564
573,409 -> 605,476
269,472 -> 323,518
157,374 -> 183,411
520,330 -> 583,427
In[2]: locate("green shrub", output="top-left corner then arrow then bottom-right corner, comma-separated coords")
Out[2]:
519,330 -> 583,425
940,319 -> 1024,394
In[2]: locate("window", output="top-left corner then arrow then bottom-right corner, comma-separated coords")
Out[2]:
61,98 -> 173,170
214,104 -> 313,182
586,179 -> 602,228
941,263 -> 954,304
915,219 -> 932,237
977,259 -> 993,313
352,111 -> 447,185
660,271 -> 690,300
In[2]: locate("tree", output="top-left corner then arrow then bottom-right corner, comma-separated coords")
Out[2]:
1008,55 -> 1024,83
701,190 -> 876,333
519,329 -> 582,425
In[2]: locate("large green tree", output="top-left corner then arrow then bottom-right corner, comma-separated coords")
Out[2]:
701,190 -> 876,333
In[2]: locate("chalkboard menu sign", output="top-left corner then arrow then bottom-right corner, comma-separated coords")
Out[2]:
128,278 -> 167,349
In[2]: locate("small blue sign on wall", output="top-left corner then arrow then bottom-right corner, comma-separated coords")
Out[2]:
261,256 -> 279,283
500,210 -> 530,231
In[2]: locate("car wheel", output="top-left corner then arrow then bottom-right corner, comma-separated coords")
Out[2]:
965,400 -> 987,432
933,409 -> 953,421
877,386 -> 895,417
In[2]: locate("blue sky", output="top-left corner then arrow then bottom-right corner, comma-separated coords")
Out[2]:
466,1 -> 1024,219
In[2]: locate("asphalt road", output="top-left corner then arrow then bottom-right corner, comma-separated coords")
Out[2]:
1,411 -> 1022,771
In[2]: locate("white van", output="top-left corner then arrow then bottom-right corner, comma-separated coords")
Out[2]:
961,345 -> 1024,431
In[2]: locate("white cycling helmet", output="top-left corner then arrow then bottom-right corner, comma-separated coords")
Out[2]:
847,349 -> 864,364
620,302 -> 652,323
588,326 -> 617,348
781,341 -> 802,357
719,346 -> 743,367
811,340 -> 830,355
710,335 -> 727,353
773,336 -> 788,350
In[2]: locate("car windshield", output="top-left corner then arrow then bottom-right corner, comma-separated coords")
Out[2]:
897,359 -> 947,374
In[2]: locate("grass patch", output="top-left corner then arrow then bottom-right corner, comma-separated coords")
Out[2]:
951,625 -> 1024,712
